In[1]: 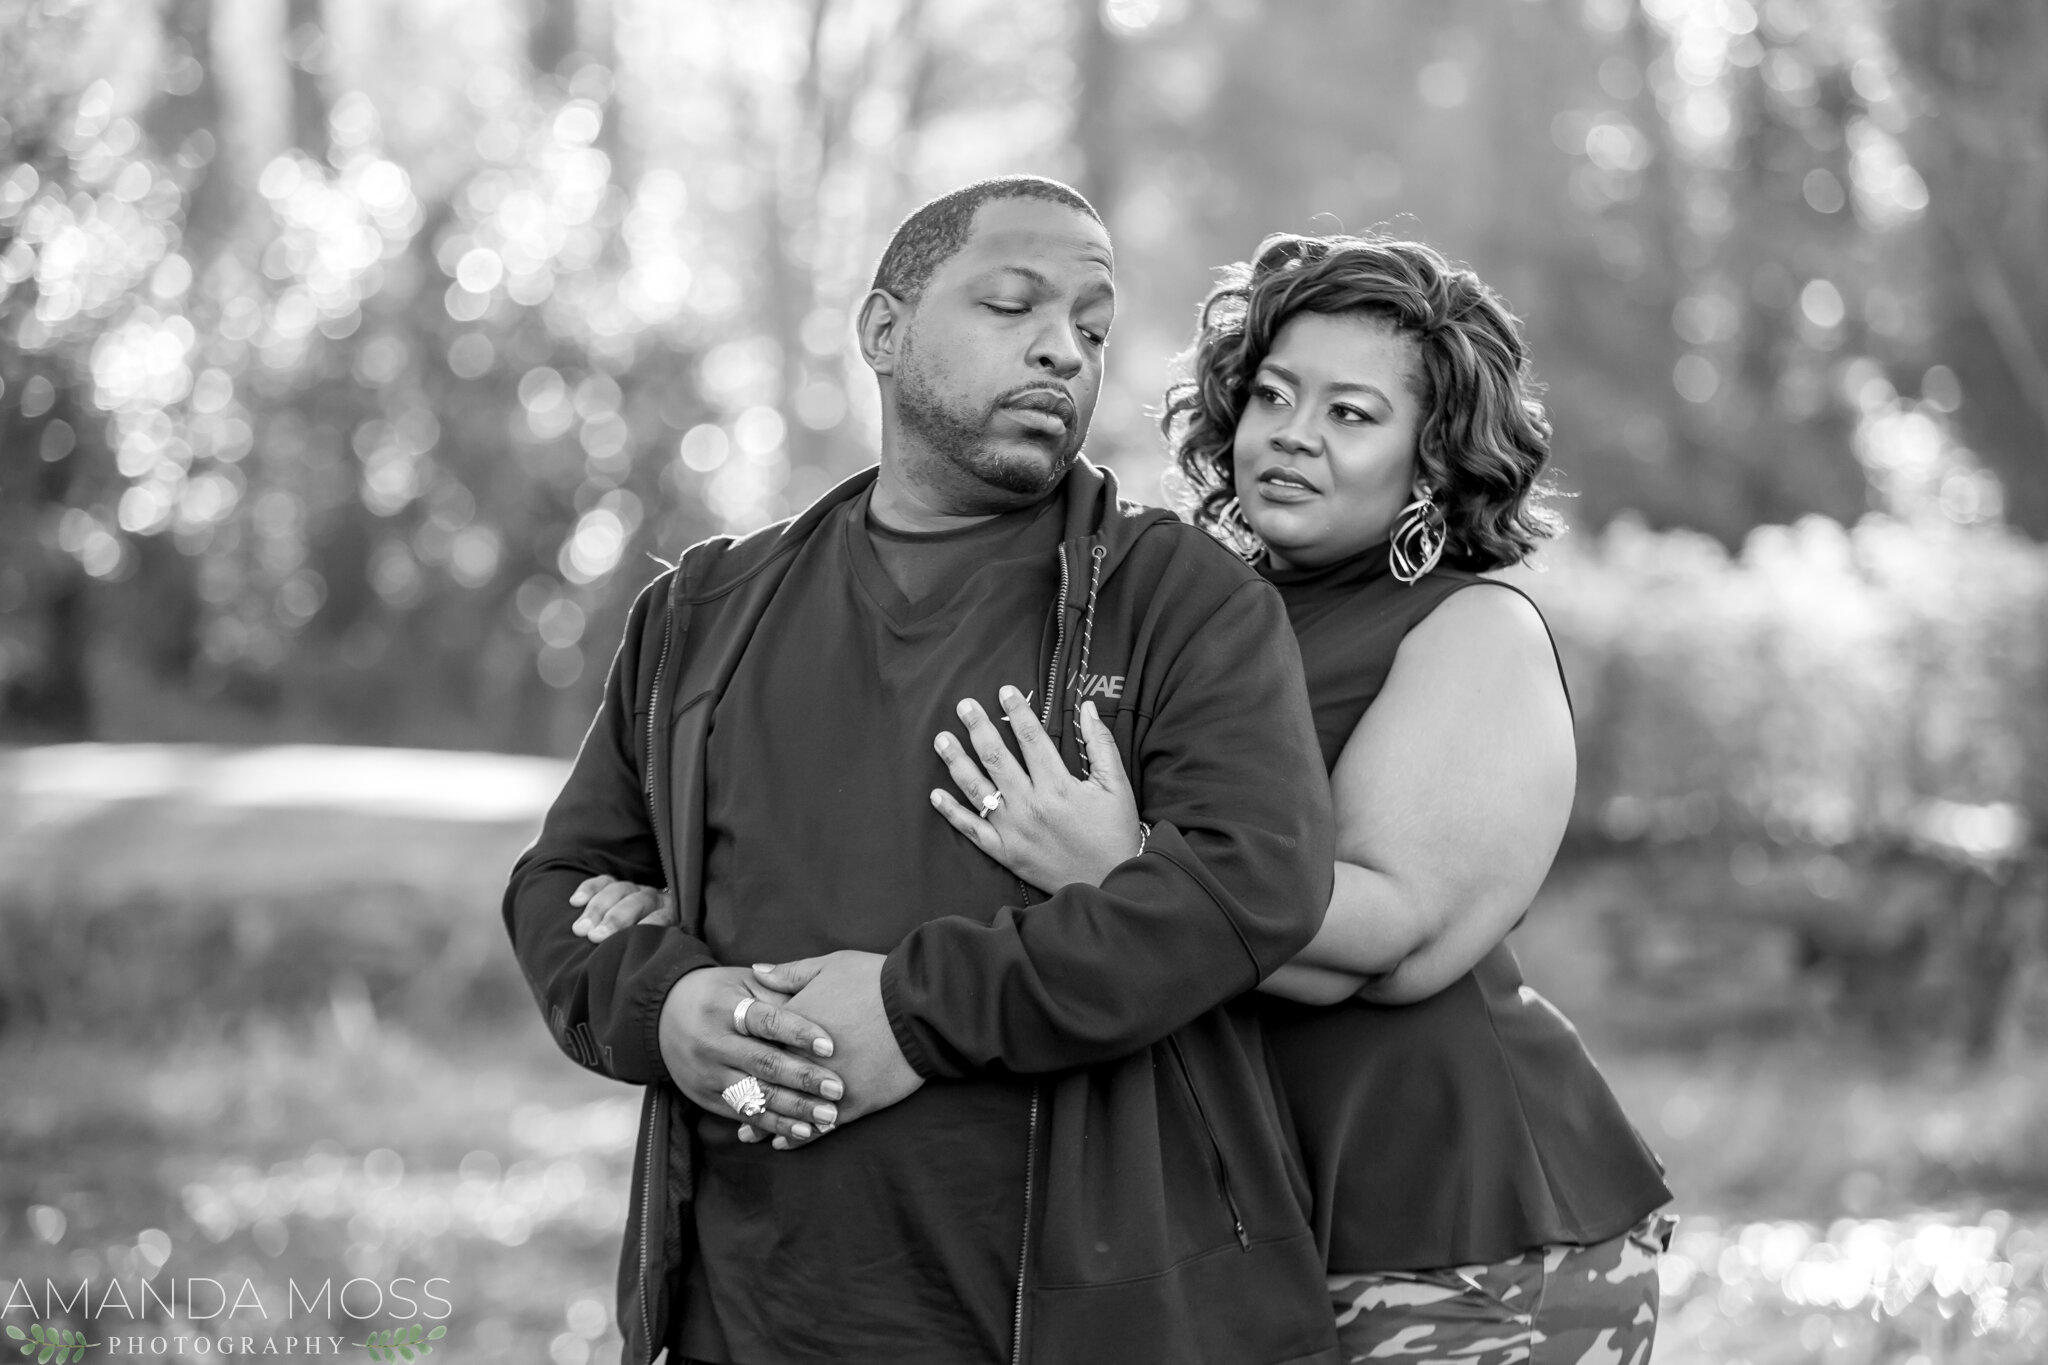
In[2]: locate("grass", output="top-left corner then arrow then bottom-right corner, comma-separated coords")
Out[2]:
4,742 -> 2047,1362
0,1015 -> 633,1365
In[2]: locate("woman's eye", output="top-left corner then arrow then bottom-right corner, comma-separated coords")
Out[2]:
985,301 -> 1027,316
1254,384 -> 1289,406
1332,404 -> 1373,425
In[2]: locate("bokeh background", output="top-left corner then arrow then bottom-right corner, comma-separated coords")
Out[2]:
4,0 -> 2047,1361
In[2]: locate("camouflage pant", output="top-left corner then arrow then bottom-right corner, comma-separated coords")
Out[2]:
1326,1212 -> 1675,1364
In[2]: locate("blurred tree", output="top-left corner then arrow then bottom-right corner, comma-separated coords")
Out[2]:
1888,0 -> 2048,534
1,0 -> 2040,756
284,0 -> 332,164
1069,0 -> 1123,218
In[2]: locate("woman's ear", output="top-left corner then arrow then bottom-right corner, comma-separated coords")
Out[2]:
857,289 -> 907,377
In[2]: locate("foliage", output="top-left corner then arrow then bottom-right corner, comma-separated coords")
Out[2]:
356,1322 -> 446,1361
4,1324 -> 95,1364
1523,513 -> 2048,851
1512,512 -> 2048,1057
1,0 -> 2044,752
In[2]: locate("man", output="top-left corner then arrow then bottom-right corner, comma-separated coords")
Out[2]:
503,176 -> 1338,1365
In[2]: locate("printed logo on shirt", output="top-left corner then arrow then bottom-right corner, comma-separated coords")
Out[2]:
1075,673 -> 1125,701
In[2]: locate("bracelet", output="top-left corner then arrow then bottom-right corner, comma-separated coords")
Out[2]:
1136,821 -> 1152,857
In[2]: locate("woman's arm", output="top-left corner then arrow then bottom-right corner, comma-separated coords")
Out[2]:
1287,584 -> 1575,1005
919,583 -> 1573,1008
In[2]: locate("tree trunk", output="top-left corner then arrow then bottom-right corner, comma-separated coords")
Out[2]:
528,0 -> 579,79
1070,0 -> 1122,217
285,0 -> 331,163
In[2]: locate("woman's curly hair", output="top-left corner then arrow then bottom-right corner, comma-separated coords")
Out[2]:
1162,233 -> 1561,570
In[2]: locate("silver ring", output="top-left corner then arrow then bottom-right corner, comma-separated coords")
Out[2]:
733,996 -> 754,1036
721,1075 -> 767,1119
978,790 -> 1005,817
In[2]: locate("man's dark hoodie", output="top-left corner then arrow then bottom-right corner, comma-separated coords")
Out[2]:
503,460 -> 1340,1365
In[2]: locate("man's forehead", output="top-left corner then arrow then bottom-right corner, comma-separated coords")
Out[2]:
951,198 -> 1115,286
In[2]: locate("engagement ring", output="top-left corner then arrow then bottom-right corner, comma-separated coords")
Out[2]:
978,790 -> 1005,816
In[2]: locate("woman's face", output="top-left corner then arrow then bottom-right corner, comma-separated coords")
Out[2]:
1230,311 -> 1424,571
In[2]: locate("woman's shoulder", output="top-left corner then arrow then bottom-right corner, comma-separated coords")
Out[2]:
1410,574 -> 1550,635
1393,578 -> 1564,700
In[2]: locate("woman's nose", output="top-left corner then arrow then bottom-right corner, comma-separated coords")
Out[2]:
1271,413 -> 1318,457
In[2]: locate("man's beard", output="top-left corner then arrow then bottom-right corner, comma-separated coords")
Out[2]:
896,340 -> 1082,498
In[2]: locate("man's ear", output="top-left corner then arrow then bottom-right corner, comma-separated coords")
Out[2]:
857,288 -> 908,376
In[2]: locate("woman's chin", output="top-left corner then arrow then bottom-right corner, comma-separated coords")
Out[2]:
1244,508 -> 1326,562
1253,522 -> 1387,571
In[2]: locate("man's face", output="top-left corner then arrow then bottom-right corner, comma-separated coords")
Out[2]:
891,198 -> 1116,499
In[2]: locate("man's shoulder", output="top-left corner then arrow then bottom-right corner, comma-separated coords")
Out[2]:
670,472 -> 872,601
1113,511 -> 1271,607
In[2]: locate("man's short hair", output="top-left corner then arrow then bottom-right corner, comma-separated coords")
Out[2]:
869,176 -> 1103,307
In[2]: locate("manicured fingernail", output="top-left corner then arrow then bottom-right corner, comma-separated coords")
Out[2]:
792,1122 -> 813,1139
772,1136 -> 790,1150
930,789 -> 944,806
814,1038 -> 835,1058
821,1078 -> 844,1099
956,699 -> 975,718
589,925 -> 610,941
1000,685 -> 1022,709
814,1104 -> 838,1125
752,963 -> 775,974
572,918 -> 587,933
738,1126 -> 757,1142
934,734 -> 951,753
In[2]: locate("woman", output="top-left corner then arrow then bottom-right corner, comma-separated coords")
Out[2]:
923,234 -> 1674,1364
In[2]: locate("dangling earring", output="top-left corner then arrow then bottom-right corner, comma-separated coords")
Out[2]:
1220,494 -> 1260,562
1389,484 -> 1445,584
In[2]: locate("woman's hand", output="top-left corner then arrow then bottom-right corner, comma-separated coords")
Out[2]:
930,687 -> 1144,895
570,874 -> 675,941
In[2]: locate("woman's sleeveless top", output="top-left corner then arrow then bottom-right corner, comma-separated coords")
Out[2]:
1257,543 -> 1671,1273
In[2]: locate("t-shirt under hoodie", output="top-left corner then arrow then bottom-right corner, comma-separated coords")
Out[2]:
678,485 -> 1066,1365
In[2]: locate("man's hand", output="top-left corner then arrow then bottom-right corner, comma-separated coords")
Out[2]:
750,951 -> 924,1146
658,966 -> 847,1147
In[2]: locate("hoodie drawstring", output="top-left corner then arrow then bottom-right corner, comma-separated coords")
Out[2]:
1071,544 -> 1108,778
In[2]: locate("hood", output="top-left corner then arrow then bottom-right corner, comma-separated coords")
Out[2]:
675,455 -> 1183,604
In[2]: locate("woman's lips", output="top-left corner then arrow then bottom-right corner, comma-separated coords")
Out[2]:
1253,470 -> 1319,503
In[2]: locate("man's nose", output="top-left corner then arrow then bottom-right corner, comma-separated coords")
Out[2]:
1026,320 -> 1086,380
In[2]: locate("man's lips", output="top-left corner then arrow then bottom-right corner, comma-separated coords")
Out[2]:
999,389 -> 1076,429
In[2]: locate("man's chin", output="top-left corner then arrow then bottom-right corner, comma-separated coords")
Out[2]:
961,439 -> 1076,498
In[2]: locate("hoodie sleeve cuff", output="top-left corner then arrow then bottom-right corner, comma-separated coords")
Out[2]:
878,950 -> 945,1081
620,929 -> 721,1085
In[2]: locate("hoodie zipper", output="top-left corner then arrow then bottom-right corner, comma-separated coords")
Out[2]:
1167,1036 -> 1251,1250
1040,544 -> 1071,730
1010,1085 -> 1040,1365
635,592 -> 678,1365
1011,543 -> 1069,1365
